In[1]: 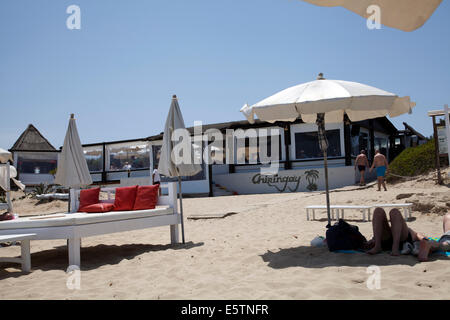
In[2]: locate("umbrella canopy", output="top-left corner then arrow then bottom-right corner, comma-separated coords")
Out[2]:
241,78 -> 415,124
302,0 -> 442,32
159,95 -> 202,177
54,114 -> 92,188
241,73 -> 416,226
0,148 -> 13,164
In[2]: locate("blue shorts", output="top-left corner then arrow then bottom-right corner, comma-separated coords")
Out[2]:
376,166 -> 386,177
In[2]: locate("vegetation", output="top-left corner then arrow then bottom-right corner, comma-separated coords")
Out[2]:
387,139 -> 436,182
33,183 -> 52,196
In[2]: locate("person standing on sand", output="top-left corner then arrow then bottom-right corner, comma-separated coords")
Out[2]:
354,150 -> 369,186
369,149 -> 388,191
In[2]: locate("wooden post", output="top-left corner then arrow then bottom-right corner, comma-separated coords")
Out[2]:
432,115 -> 443,184
445,104 -> 450,168
369,119 -> 375,162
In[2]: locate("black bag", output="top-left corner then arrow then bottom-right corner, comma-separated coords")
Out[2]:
326,219 -> 367,251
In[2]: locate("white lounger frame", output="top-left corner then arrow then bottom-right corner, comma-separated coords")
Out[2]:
0,163 -> 12,212
0,182 -> 180,268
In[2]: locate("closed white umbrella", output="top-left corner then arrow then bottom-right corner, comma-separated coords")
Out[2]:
55,114 -> 92,211
241,73 -> 415,226
159,95 -> 202,243
0,148 -> 13,164
302,0 -> 442,32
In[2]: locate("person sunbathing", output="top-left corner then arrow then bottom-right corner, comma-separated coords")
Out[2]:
417,213 -> 450,262
365,207 -> 424,256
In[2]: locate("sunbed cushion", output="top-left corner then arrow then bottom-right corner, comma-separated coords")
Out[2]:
0,207 -> 174,230
80,203 -> 115,213
113,185 -> 138,211
78,187 -> 101,212
133,185 -> 159,210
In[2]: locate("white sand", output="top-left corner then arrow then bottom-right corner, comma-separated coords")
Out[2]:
0,172 -> 449,299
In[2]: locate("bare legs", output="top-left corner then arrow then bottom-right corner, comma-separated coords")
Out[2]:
360,170 -> 365,186
377,176 -> 387,191
389,209 -> 409,256
367,208 -> 408,255
367,208 -> 392,254
418,213 -> 450,262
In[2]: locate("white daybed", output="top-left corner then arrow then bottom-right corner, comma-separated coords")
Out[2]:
0,182 -> 180,268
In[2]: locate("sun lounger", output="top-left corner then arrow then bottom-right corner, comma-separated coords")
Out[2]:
0,182 -> 180,268
305,205 -> 372,222
372,203 -> 413,220
0,233 -> 36,272
305,203 -> 413,222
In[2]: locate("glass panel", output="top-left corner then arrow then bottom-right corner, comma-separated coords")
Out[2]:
17,157 -> 57,174
107,142 -> 150,171
235,134 -> 281,164
374,136 -> 388,156
351,131 -> 370,157
294,129 -> 341,159
83,145 -> 103,172
151,144 -> 206,181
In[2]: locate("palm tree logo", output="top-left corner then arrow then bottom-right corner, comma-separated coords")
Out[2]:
304,170 -> 319,191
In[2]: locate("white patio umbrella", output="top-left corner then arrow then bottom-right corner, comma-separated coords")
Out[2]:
55,114 -> 92,211
0,148 -> 13,164
241,73 -> 415,226
159,95 -> 202,244
302,0 -> 442,32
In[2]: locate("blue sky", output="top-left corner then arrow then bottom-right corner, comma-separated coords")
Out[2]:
1,0 -> 449,149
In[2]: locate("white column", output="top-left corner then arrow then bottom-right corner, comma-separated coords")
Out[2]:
21,239 -> 31,272
68,237 -> 81,267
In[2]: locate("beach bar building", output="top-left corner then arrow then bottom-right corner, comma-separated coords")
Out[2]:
9,124 -> 59,186
9,117 -> 423,195
77,116 -> 402,196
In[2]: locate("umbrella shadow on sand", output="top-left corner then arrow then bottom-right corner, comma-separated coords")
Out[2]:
260,245 -> 447,269
0,241 -> 204,279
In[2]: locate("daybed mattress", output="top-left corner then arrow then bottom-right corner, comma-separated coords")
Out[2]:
0,207 -> 174,230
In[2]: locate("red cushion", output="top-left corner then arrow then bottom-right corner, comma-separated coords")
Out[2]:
113,185 -> 138,211
133,185 -> 159,210
79,203 -> 115,213
78,187 -> 100,212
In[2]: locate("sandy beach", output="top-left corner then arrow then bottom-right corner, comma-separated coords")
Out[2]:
0,172 -> 449,300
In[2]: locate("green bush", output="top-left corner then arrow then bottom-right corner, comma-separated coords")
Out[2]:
387,139 -> 435,182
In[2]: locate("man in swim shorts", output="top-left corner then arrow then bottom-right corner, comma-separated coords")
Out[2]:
369,149 -> 389,191
417,213 -> 450,262
354,150 -> 369,186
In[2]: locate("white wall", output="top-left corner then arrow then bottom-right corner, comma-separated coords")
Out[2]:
214,165 -> 355,195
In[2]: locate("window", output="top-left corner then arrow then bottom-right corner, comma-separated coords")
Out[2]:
83,146 -> 103,172
374,136 -> 388,156
17,155 -> 57,174
294,129 -> 341,159
151,144 -> 206,181
235,134 -> 281,164
351,131 -> 370,157
107,142 -> 150,171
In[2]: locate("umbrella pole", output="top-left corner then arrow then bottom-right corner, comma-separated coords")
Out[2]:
178,176 -> 186,244
323,150 -> 332,228
68,188 -> 71,213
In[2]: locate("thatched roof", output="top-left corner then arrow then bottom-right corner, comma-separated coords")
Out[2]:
10,124 -> 57,152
